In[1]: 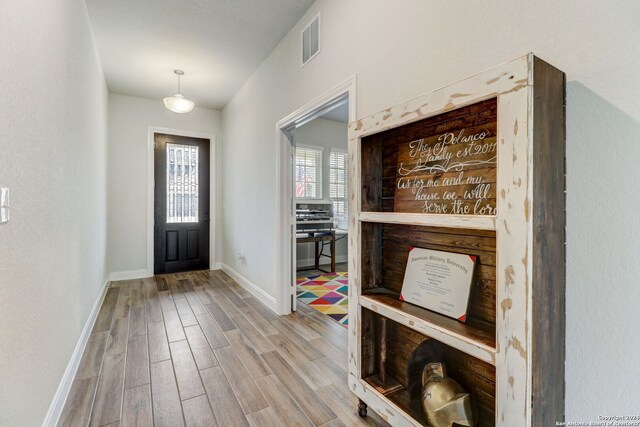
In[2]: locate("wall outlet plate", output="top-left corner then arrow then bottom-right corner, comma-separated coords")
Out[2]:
0,188 -> 8,208
0,188 -> 8,224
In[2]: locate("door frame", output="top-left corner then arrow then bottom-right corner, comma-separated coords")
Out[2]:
147,126 -> 217,277
275,76 -> 356,315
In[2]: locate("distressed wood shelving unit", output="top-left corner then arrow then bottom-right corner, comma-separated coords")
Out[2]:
347,54 -> 565,426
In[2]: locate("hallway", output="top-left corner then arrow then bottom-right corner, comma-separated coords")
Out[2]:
58,270 -> 387,426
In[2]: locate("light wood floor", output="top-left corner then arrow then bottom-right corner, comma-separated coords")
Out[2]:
59,269 -> 387,427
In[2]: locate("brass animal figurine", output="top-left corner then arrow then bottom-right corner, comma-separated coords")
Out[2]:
421,362 -> 475,427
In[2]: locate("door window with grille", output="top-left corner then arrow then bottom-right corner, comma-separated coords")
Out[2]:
167,143 -> 199,223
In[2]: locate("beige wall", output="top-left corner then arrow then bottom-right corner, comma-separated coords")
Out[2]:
0,0 -> 109,424
221,0 -> 640,417
107,93 -> 222,276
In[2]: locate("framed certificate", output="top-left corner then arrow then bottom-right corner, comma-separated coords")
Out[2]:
400,247 -> 477,322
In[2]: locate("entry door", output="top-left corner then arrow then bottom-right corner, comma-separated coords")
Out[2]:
154,133 -> 210,274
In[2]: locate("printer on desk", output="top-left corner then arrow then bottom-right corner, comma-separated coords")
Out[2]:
296,201 -> 335,236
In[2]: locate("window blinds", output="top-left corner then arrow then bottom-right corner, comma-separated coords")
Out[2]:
330,150 -> 348,219
295,146 -> 323,199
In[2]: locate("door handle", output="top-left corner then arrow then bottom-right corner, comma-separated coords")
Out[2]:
204,212 -> 210,223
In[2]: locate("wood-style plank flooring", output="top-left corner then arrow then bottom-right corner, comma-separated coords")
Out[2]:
59,269 -> 388,427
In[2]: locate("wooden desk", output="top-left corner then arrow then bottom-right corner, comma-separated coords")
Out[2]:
296,230 -> 336,273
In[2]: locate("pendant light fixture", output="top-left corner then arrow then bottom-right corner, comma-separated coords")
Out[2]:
163,69 -> 194,113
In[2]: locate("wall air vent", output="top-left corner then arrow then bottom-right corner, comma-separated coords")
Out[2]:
301,14 -> 320,66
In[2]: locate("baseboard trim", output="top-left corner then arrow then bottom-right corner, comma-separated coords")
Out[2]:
220,263 -> 278,314
109,269 -> 151,281
42,276 -> 110,427
296,255 -> 348,269
211,262 -> 222,270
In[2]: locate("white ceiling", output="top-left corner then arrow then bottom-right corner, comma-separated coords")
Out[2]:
319,101 -> 348,123
86,0 -> 315,110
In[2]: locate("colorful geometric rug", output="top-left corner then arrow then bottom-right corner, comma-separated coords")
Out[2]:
296,272 -> 349,326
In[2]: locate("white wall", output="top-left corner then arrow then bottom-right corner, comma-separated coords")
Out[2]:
107,93 -> 222,276
293,118 -> 348,267
221,0 -> 640,418
0,0 -> 109,425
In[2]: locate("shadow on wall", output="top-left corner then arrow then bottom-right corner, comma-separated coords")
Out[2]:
564,82 -> 640,417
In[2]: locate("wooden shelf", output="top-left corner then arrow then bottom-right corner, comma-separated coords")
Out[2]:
386,388 -> 430,426
359,211 -> 496,231
359,308 -> 496,426
359,379 -> 425,427
362,377 -> 427,426
360,293 -> 496,365
364,374 -> 404,396
349,55 -> 566,426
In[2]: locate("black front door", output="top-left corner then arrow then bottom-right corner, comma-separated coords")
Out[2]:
154,133 -> 210,274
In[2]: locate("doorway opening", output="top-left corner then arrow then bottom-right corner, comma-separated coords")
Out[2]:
292,104 -> 349,325
275,77 -> 356,318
